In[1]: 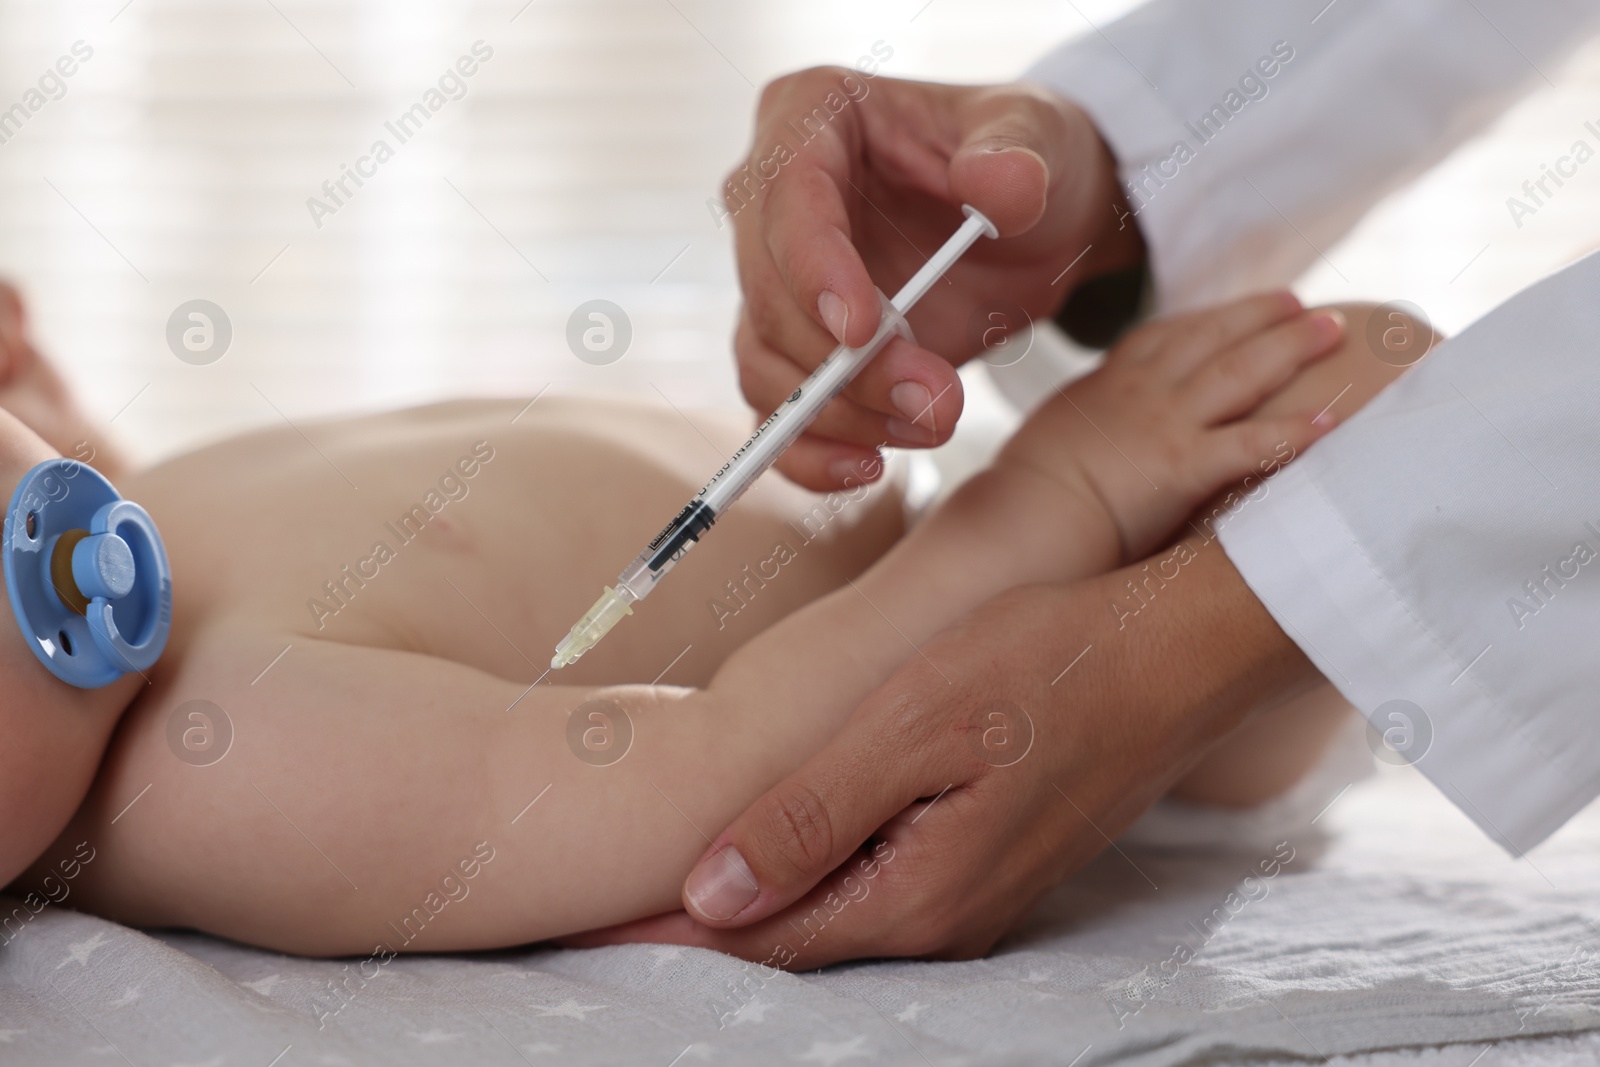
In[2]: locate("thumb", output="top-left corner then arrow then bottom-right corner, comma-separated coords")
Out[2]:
946,90 -> 1070,237
681,694 -> 966,927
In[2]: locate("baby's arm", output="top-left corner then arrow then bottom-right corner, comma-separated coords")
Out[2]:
49,638 -> 750,956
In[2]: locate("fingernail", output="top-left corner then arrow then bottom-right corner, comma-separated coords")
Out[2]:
889,381 -> 934,425
1313,308 -> 1346,338
1313,409 -> 1338,429
972,140 -> 1042,165
817,290 -> 849,345
685,846 -> 759,921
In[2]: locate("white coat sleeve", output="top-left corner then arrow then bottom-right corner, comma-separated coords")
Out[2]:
1023,0 -> 1600,311
1025,0 -> 1600,851
1215,250 -> 1600,853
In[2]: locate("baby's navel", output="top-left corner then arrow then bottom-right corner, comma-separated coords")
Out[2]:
427,515 -> 475,555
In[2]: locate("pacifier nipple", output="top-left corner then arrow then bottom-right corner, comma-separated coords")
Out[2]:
49,528 -> 136,613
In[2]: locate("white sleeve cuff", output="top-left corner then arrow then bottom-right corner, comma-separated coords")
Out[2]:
1217,464 -> 1593,854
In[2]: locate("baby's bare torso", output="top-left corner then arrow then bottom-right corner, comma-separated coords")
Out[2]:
120,396 -> 901,707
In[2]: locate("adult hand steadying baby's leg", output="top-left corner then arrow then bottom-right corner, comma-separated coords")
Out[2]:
570,301 -> 1431,968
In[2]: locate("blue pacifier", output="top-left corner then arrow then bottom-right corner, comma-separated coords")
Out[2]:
4,460 -> 172,688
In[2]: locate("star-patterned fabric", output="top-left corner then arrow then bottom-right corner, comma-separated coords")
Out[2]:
4,756 -> 1600,1066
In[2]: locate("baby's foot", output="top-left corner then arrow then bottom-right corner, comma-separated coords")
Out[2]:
0,281 -> 126,478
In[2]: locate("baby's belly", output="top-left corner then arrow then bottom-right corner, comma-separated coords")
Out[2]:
123,396 -> 906,690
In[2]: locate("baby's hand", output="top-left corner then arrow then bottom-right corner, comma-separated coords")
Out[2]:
999,291 -> 1343,562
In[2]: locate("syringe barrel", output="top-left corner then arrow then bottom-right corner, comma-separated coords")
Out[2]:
610,291 -> 913,604
701,289 -> 913,516
687,207 -> 994,521
615,543 -> 669,599
552,206 -> 998,668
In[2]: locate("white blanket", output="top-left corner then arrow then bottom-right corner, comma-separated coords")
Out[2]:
4,734 -> 1599,1067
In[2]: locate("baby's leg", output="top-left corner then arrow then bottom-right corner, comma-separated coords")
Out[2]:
0,281 -> 129,478
1167,303 -> 1432,807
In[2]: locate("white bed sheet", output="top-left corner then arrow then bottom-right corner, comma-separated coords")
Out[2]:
3,727 -> 1599,1067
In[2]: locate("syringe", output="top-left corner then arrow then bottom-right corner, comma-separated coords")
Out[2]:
551,204 -> 999,669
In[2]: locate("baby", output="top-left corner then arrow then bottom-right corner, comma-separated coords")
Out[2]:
0,279 -> 1407,959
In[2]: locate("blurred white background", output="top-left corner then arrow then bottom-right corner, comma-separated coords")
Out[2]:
2,0 -> 1600,466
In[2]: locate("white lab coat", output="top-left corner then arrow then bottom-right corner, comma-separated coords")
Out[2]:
1027,0 -> 1600,852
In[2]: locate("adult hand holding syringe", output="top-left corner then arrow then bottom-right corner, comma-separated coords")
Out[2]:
551,205 -> 999,669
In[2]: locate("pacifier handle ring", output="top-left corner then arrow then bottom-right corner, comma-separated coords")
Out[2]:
84,499 -> 172,675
